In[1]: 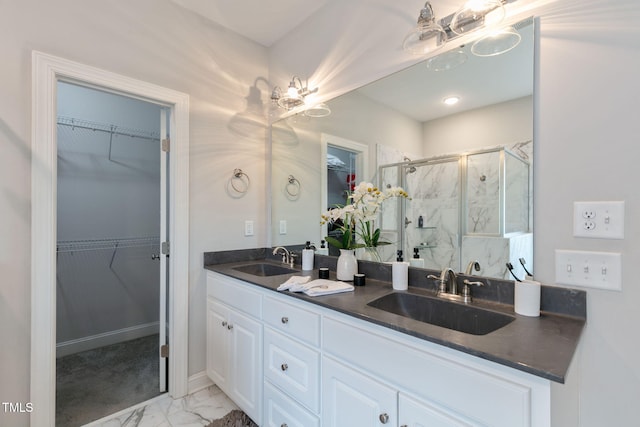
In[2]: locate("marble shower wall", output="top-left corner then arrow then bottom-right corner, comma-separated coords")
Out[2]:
376,142 -> 533,273
405,159 -> 460,271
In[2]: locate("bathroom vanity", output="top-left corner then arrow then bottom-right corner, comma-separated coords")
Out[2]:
204,251 -> 585,427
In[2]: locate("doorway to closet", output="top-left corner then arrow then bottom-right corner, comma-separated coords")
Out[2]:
55,82 -> 168,426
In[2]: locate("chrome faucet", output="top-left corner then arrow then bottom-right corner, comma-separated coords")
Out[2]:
272,246 -> 296,267
465,260 -> 481,276
428,267 -> 484,303
428,268 -> 458,297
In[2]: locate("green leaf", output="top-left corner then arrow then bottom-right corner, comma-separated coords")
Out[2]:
325,236 -> 344,249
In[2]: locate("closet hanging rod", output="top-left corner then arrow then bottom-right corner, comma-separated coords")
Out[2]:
57,116 -> 161,142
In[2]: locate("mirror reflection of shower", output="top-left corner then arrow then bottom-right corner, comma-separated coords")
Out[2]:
404,157 -> 417,174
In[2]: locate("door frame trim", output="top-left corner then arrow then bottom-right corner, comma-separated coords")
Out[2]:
31,51 -> 190,426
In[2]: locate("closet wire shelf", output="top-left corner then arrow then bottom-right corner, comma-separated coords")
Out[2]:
56,237 -> 160,253
57,116 -> 161,142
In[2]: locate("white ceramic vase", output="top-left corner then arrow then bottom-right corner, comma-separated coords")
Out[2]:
336,249 -> 358,281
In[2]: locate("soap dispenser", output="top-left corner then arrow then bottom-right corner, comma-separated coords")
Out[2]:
315,239 -> 329,256
409,247 -> 424,268
302,241 -> 315,271
392,250 -> 409,291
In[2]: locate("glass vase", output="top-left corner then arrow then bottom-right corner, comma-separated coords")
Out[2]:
336,249 -> 358,281
359,246 -> 382,263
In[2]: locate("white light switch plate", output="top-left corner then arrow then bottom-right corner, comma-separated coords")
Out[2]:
555,249 -> 622,291
279,220 -> 287,235
573,201 -> 624,239
244,220 -> 254,236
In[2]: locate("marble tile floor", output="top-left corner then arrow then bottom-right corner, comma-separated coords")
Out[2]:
84,385 -> 239,427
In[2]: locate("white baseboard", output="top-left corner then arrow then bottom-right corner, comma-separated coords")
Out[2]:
56,322 -> 159,357
188,371 -> 214,395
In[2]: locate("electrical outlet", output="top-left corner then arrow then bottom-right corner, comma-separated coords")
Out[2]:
573,201 -> 624,239
555,249 -> 622,291
279,220 -> 287,235
244,220 -> 254,236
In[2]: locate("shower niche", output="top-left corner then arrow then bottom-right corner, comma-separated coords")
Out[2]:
378,147 -> 532,280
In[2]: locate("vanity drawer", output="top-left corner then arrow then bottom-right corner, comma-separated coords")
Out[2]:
263,295 -> 320,346
206,271 -> 261,317
264,326 -> 320,413
264,380 -> 319,427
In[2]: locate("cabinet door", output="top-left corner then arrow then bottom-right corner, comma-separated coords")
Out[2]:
322,357 -> 397,427
264,381 -> 320,427
206,298 -> 230,391
229,309 -> 262,424
399,394 -> 475,427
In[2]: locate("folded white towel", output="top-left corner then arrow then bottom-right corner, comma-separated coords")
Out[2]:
277,275 -> 311,291
302,279 -> 354,297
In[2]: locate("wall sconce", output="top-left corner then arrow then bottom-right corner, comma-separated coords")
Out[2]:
271,76 -> 319,110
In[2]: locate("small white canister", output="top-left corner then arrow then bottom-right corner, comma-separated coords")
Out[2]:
514,279 -> 541,317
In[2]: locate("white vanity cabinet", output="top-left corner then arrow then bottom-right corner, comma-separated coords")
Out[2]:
263,294 -> 321,426
206,272 -> 263,425
323,315 -> 550,427
205,270 -> 552,427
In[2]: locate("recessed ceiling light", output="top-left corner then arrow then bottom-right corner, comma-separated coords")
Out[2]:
443,96 -> 460,106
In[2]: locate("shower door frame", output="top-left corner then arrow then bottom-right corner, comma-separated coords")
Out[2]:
31,51 -> 190,426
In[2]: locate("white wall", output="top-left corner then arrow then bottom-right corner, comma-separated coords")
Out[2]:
0,1 -> 268,425
422,95 -> 533,156
269,0 -> 640,426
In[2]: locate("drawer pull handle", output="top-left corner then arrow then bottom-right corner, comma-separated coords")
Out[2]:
281,316 -> 289,324
281,363 -> 288,371
221,321 -> 227,327
227,324 -> 233,330
379,413 -> 389,424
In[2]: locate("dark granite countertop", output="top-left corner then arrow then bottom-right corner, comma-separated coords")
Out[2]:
204,249 -> 586,383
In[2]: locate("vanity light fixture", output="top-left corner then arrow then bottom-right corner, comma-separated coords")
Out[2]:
404,0 -> 518,57
471,25 -> 521,56
450,0 -> 505,35
271,76 -> 319,111
402,2 -> 447,55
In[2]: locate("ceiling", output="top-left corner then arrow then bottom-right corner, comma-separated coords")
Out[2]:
170,0 -> 329,47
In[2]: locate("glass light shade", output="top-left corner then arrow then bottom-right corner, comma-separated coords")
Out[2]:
304,103 -> 331,118
427,48 -> 468,71
403,23 -> 447,55
277,93 -> 304,110
450,0 -> 505,35
471,26 -> 521,56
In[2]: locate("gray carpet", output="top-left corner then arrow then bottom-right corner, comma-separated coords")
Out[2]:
56,334 -> 161,426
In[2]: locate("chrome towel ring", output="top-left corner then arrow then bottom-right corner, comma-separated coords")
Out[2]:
231,168 -> 250,194
286,175 -> 300,197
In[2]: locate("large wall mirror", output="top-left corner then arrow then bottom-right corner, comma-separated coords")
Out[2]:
271,17 -> 535,281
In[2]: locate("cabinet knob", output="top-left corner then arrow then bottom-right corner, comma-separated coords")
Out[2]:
221,321 -> 227,327
280,363 -> 288,371
281,316 -> 289,324
281,424 -> 288,427
227,324 -> 233,330
379,413 -> 389,424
